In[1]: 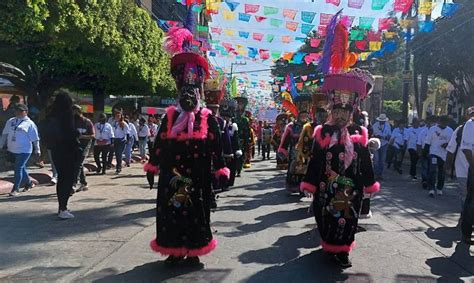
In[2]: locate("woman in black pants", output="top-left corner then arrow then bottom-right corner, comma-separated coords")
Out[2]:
47,92 -> 81,219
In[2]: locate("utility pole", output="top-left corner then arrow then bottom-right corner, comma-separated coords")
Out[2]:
402,2 -> 415,121
228,61 -> 246,96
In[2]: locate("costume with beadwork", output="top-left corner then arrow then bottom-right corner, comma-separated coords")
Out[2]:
234,97 -> 252,171
300,13 -> 379,264
220,98 -> 241,187
273,113 -> 289,169
144,18 -> 228,259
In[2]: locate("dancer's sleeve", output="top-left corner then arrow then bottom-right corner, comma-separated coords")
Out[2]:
278,124 -> 292,157
300,142 -> 324,194
360,146 -> 380,195
208,116 -> 230,182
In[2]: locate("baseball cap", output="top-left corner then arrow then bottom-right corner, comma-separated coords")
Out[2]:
14,103 -> 28,112
467,106 -> 474,115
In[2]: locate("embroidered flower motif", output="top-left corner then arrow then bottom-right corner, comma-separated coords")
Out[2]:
326,152 -> 333,160
339,152 -> 345,160
353,152 -> 358,159
338,218 -> 346,226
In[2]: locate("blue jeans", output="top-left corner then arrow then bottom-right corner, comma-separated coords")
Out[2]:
420,156 -> 429,182
124,136 -> 135,165
12,152 -> 32,192
428,155 -> 445,191
47,149 -> 58,179
373,144 -> 388,176
114,139 -> 126,171
138,137 -> 148,158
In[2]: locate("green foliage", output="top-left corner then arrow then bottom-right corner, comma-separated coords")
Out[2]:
383,100 -> 403,120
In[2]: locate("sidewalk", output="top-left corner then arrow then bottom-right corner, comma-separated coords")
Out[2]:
0,156 -> 473,282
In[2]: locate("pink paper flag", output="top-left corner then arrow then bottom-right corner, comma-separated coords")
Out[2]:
253,33 -> 264,41
310,38 -> 322,48
318,25 -> 327,37
320,13 -> 334,26
255,16 -> 267,22
355,41 -> 367,50
282,36 -> 292,44
301,75 -> 308,81
211,27 -> 222,34
348,0 -> 364,9
286,21 -> 299,32
394,0 -> 414,13
245,4 -> 260,14
259,49 -> 270,60
367,30 -> 382,41
378,18 -> 394,30
283,9 -> 297,20
326,0 -> 341,6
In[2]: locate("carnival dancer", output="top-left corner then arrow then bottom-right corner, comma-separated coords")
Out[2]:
272,113 -> 288,169
234,97 -> 251,174
278,111 -> 310,193
300,14 -> 380,268
144,18 -> 229,266
220,98 -> 242,187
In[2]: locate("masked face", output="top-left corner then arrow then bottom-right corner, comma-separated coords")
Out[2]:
179,85 -> 199,112
299,113 -> 309,123
331,108 -> 352,127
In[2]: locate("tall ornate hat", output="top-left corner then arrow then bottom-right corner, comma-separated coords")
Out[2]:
204,75 -> 226,108
219,97 -> 237,118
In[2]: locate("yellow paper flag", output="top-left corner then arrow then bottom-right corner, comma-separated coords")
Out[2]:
369,41 -> 382,51
419,1 -> 434,15
223,10 -> 236,20
359,52 -> 371,61
224,29 -> 235,36
384,31 -> 397,39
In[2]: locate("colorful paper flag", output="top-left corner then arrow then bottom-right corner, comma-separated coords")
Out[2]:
378,18 -> 393,30
286,21 -> 299,32
211,27 -> 222,34
282,52 -> 294,60
310,38 -> 322,48
359,17 -> 375,29
224,29 -> 235,36
282,36 -> 292,43
283,9 -> 297,20
367,30 -> 382,41
355,41 -> 367,50
320,13 -> 334,26
255,16 -> 267,22
253,33 -> 264,41
223,10 -> 236,20
383,31 -> 397,39
371,0 -> 389,10
419,20 -> 434,32
295,37 -> 306,43
348,0 -> 364,9
225,1 -> 240,11
197,25 -> 209,32
266,34 -> 275,42
271,51 -> 282,60
318,25 -> 327,36
400,19 -> 416,28
301,24 -> 315,35
293,52 -> 306,64
394,0 -> 414,13
263,6 -> 279,15
301,11 -> 316,23
259,49 -> 270,60
238,13 -> 251,22
248,47 -> 258,58
369,41 -> 382,51
441,3 -> 461,17
326,0 -> 341,6
245,4 -> 260,14
419,1 -> 433,15
350,29 -> 365,40
270,18 -> 283,27
239,31 -> 249,38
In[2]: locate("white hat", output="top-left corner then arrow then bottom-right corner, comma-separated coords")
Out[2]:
376,113 -> 389,122
467,106 -> 474,115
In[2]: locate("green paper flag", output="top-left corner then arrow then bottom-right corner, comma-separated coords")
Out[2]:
371,0 -> 389,10
197,25 -> 209,32
350,29 -> 365,40
271,51 -> 282,60
266,34 -> 275,42
359,17 -> 375,29
264,6 -> 279,15
270,18 -> 283,27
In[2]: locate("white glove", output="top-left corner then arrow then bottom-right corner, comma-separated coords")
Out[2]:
235,150 -> 243,157
304,190 -> 313,198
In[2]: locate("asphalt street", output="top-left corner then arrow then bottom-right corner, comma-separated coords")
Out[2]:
0,155 -> 473,282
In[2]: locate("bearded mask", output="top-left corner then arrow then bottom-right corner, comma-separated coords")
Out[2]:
178,85 -> 200,112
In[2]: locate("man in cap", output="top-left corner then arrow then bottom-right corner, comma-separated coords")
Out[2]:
372,113 -> 392,180
0,103 -> 40,196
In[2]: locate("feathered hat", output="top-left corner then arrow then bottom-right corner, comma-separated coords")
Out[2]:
204,74 -> 226,108
318,11 -> 374,111
164,6 -> 209,89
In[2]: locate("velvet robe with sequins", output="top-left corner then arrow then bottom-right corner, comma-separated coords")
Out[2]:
278,121 -> 306,190
144,106 -> 229,257
300,124 -> 380,254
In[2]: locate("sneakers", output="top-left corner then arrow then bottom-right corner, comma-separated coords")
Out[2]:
58,210 -> 74,219
411,175 -> 418,180
436,189 -> 443,196
334,252 -> 352,268
359,210 -> 372,219
429,190 -> 435,197
76,184 -> 89,192
51,177 -> 58,184
23,183 -> 35,192
9,191 -> 20,197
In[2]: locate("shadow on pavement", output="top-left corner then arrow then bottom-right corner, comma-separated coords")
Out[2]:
245,250 -> 371,282
216,191 -> 302,212
80,263 -> 231,283
1,266 -> 79,282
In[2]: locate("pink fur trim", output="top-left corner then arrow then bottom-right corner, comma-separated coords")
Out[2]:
278,147 -> 289,157
364,182 -> 380,194
313,125 -> 331,148
164,107 -> 211,141
321,240 -> 356,253
215,167 -> 230,179
278,124 -> 293,150
143,163 -> 159,175
150,238 -> 217,257
350,126 -> 369,147
300,181 -> 317,194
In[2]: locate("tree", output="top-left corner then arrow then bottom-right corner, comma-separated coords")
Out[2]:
0,0 -> 175,113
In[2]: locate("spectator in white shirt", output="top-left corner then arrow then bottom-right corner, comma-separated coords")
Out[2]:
110,111 -> 130,174
405,118 -> 422,179
389,120 -> 406,174
372,114 -> 392,180
124,116 -> 137,167
417,117 -> 435,189
147,115 -> 158,155
424,116 -> 454,197
0,104 -> 40,196
137,117 -> 150,161
93,113 -> 114,174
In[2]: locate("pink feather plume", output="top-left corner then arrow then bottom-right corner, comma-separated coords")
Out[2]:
163,27 -> 194,55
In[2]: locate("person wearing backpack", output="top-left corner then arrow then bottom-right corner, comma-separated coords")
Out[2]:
458,107 -> 474,245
